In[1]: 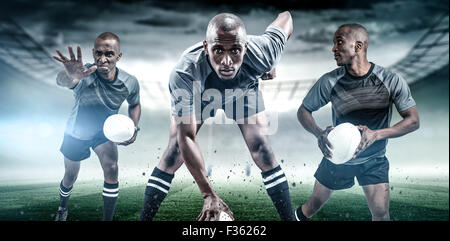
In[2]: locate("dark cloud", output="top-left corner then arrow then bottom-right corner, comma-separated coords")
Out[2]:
150,0 -> 396,13
0,0 -> 446,74
135,14 -> 191,27
296,28 -> 336,44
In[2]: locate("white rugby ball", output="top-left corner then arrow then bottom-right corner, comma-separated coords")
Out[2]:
210,211 -> 233,221
326,123 -> 361,164
103,114 -> 135,143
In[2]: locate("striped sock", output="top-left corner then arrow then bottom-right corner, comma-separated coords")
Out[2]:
140,167 -> 174,221
262,165 -> 295,221
59,181 -> 73,209
102,182 -> 119,221
295,206 -> 310,221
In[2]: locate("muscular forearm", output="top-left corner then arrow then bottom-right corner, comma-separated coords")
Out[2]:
375,115 -> 419,140
298,105 -> 323,138
128,103 -> 141,127
354,107 -> 419,157
56,70 -> 79,88
177,132 -> 216,198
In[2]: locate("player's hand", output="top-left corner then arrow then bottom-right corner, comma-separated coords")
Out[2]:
53,45 -> 97,80
353,125 -> 378,158
261,68 -> 276,80
197,194 -> 234,221
118,127 -> 139,146
318,126 -> 334,159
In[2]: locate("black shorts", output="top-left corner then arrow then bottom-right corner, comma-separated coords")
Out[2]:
59,132 -> 110,162
314,156 -> 389,190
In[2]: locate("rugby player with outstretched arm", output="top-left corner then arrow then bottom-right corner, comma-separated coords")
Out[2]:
53,32 -> 141,221
140,12 -> 295,221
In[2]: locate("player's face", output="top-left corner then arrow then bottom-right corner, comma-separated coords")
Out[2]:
92,39 -> 121,74
332,27 -> 356,66
204,29 -> 247,80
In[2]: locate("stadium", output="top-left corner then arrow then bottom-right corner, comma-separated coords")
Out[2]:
0,0 -> 448,222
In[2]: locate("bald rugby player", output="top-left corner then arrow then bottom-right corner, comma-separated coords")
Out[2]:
53,32 -> 141,221
295,24 -> 419,221
140,12 -> 296,221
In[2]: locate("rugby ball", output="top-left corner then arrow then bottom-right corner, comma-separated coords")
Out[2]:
103,114 -> 135,143
326,123 -> 361,164
210,211 -> 233,221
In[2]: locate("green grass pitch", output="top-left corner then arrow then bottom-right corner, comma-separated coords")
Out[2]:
0,178 -> 448,221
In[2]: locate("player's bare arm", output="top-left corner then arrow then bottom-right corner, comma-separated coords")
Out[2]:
354,106 -> 419,157
54,45 -> 97,88
298,104 -> 334,159
269,11 -> 293,39
176,114 -> 233,221
259,12 -> 293,81
118,102 -> 141,146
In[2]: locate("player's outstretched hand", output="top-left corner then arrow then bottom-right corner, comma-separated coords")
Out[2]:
53,45 -> 97,80
318,126 -> 334,159
197,195 -> 234,221
353,125 -> 378,158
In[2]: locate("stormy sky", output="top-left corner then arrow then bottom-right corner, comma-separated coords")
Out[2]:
1,0 -> 448,82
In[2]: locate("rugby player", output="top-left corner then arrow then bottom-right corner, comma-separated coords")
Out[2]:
53,32 -> 141,221
294,24 -> 420,221
140,12 -> 295,221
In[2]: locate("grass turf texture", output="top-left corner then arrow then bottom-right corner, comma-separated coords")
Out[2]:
0,178 -> 448,221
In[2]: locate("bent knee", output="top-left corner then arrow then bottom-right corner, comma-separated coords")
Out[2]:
103,162 -> 118,174
63,172 -> 78,184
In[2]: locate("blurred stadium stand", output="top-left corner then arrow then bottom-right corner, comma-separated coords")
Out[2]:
0,13 -> 448,111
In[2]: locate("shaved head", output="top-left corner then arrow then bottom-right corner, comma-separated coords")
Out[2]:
206,13 -> 247,42
203,13 -> 248,80
337,23 -> 369,52
95,32 -> 120,51
92,32 -> 122,78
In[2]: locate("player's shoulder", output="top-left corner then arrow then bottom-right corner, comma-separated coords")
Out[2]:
371,63 -> 403,83
117,67 -> 139,85
173,41 -> 209,80
318,66 -> 346,84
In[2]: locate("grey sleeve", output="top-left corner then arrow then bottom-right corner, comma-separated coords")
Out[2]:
389,74 -> 416,112
245,25 -> 288,74
126,76 -> 140,106
169,69 -> 195,116
71,78 -> 85,94
302,74 -> 334,112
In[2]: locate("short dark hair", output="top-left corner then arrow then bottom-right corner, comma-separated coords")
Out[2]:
96,32 -> 120,44
338,23 -> 369,51
206,13 -> 246,41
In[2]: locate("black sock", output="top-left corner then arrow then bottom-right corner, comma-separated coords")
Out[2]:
140,167 -> 174,221
295,206 -> 310,221
262,165 -> 295,221
102,182 -> 119,221
59,181 -> 73,209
